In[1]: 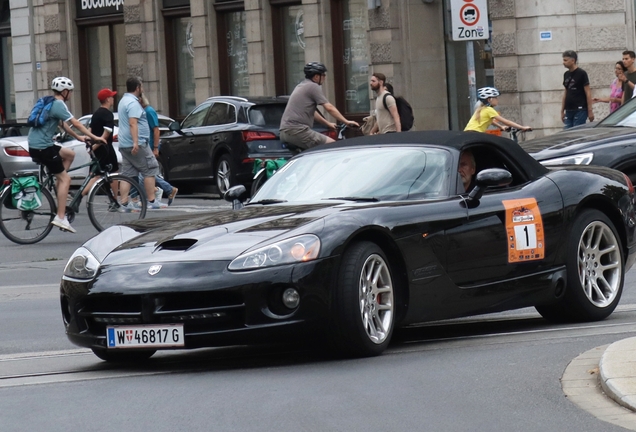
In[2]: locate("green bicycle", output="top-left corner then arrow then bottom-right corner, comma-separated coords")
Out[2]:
0,139 -> 147,244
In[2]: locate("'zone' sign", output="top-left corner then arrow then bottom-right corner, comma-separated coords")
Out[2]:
450,0 -> 489,42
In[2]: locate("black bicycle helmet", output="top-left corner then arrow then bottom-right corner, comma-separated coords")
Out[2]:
304,62 -> 327,79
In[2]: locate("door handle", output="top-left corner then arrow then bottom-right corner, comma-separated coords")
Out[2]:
212,135 -> 221,142
189,138 -> 195,144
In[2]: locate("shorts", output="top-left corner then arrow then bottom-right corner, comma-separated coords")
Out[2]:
280,126 -> 327,150
119,143 -> 159,178
94,144 -> 119,173
29,145 -> 64,175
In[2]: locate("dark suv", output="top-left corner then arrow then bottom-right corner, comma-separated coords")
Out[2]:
159,96 -> 328,196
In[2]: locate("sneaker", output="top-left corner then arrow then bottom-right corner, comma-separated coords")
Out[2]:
51,215 -> 76,233
117,202 -> 135,213
154,187 -> 163,203
131,199 -> 142,210
147,200 -> 162,210
168,187 -> 178,206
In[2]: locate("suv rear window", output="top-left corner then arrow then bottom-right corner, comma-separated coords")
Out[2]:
247,104 -> 286,127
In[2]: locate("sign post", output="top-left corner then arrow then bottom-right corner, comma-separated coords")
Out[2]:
449,0 -> 489,111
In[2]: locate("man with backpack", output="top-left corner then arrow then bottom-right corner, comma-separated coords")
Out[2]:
27,76 -> 105,233
369,73 -> 401,133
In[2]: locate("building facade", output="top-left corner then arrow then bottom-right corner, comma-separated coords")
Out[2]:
3,0 -> 636,138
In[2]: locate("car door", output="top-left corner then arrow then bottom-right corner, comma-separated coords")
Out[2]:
443,147 -> 564,313
162,101 -> 212,181
189,102 -> 237,179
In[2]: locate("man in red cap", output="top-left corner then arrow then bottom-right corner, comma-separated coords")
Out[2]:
82,88 -> 119,196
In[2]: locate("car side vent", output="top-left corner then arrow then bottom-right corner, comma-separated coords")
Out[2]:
156,238 -> 198,251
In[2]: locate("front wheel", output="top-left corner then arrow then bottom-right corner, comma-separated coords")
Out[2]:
0,183 -> 56,244
536,209 -> 624,322
330,241 -> 395,357
86,174 -> 147,231
250,170 -> 267,196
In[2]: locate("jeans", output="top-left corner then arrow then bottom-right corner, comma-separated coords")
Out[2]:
130,174 -> 173,199
563,109 -> 587,129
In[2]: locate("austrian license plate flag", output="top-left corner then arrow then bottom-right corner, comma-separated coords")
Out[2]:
503,198 -> 545,263
107,324 -> 185,349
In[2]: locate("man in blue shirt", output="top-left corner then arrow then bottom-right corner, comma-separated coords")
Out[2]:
117,77 -> 160,210
28,76 -> 105,233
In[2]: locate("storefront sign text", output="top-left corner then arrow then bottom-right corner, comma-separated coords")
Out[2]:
76,0 -> 124,18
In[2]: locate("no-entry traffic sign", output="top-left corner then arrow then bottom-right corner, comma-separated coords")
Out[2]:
450,0 -> 489,41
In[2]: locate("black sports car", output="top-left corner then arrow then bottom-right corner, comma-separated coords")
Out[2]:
522,95 -> 636,182
60,131 -> 636,362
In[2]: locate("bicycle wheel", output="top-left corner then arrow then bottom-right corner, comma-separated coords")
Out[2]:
250,170 -> 268,196
0,183 -> 56,244
86,174 -> 147,231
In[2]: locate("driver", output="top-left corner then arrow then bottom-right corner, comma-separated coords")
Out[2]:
458,150 -> 476,192
279,62 -> 359,150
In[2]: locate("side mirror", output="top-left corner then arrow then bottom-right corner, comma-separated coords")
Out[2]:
224,185 -> 247,210
468,168 -> 512,202
169,121 -> 183,135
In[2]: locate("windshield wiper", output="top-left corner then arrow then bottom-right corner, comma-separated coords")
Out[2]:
247,199 -> 288,205
323,197 -> 379,202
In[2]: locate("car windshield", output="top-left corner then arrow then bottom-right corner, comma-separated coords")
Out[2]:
598,96 -> 636,127
247,104 -> 286,127
251,147 -> 452,203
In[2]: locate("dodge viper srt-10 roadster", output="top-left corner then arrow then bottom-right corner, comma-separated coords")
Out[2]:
60,131 -> 636,362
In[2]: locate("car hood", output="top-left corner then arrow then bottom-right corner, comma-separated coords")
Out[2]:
520,127 -> 636,160
94,203 -> 338,266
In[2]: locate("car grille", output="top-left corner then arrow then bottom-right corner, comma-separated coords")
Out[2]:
78,291 -> 245,335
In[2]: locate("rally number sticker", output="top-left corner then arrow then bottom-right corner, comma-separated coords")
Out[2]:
503,198 -> 545,263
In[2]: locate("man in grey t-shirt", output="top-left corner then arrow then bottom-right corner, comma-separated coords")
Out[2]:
280,62 -> 359,150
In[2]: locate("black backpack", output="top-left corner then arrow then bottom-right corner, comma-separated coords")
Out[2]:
383,93 -> 414,131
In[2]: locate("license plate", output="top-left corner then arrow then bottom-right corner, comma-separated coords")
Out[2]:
106,324 -> 185,349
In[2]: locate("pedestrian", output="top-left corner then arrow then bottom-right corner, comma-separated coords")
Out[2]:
116,77 -> 161,210
81,88 -> 119,198
620,51 -> 636,103
593,61 -> 627,114
140,95 -> 178,206
561,50 -> 594,129
369,73 -> 400,134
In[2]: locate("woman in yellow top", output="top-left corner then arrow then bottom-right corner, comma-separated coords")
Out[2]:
464,87 -> 532,133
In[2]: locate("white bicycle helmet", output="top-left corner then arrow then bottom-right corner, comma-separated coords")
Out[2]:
477,86 -> 500,101
51,77 -> 75,92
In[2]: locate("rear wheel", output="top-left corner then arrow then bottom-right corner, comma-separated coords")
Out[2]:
86,174 -> 147,231
215,154 -> 235,198
0,183 -> 55,244
536,209 -> 624,322
330,241 -> 395,357
92,348 -> 156,363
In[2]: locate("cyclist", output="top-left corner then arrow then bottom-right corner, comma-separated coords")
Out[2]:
464,87 -> 532,134
28,77 -> 105,233
280,62 -> 360,150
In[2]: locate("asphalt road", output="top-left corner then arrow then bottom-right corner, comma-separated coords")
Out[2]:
1,196 -> 636,431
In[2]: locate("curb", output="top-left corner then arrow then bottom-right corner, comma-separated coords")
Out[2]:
599,336 -> 636,412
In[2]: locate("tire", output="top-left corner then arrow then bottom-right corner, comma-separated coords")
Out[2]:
215,154 -> 235,198
0,184 -> 56,244
91,348 -> 156,363
536,209 -> 624,322
86,174 -> 147,232
330,241 -> 395,357
250,170 -> 267,197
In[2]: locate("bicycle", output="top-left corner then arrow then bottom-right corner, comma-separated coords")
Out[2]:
250,123 -> 350,196
0,139 -> 147,244
507,127 -> 532,143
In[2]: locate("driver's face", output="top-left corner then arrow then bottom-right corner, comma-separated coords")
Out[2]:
458,152 -> 476,191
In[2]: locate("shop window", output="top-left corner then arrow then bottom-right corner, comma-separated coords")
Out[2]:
272,2 -> 305,95
221,11 -> 249,96
166,17 -> 196,117
0,0 -> 13,121
330,0 -> 370,118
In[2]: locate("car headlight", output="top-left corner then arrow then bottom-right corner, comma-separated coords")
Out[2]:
63,247 -> 100,281
228,234 -> 321,271
539,153 -> 594,166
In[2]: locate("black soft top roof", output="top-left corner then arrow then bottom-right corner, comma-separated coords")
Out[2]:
307,130 -> 549,179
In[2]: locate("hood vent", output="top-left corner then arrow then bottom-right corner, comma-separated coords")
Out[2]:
156,238 -> 198,252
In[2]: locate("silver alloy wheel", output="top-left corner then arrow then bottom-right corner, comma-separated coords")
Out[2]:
217,159 -> 231,193
358,253 -> 394,344
577,221 -> 622,308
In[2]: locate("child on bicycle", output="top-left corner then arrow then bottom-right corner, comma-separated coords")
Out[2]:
464,87 -> 532,134
28,77 -> 106,233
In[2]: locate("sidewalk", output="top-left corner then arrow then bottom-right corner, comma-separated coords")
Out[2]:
599,336 -> 636,411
